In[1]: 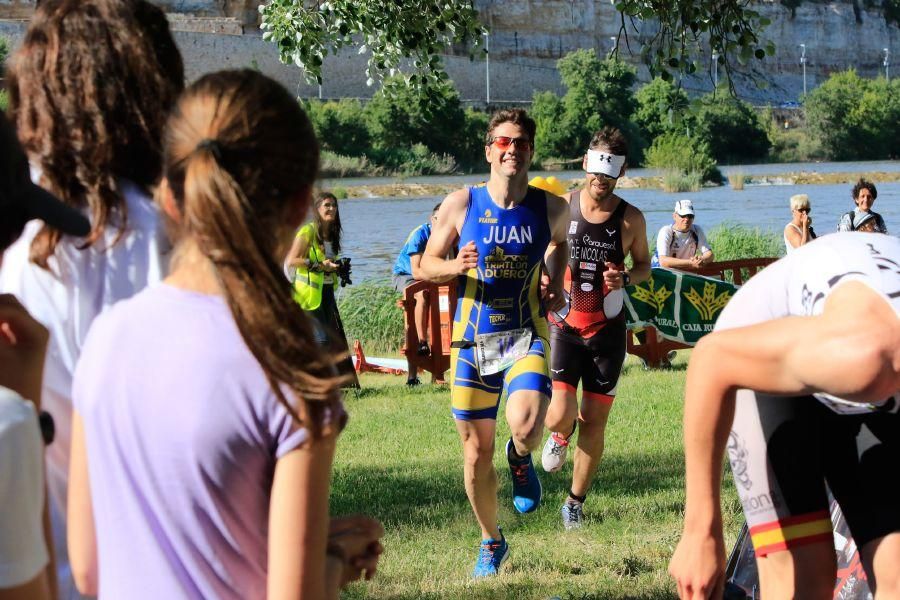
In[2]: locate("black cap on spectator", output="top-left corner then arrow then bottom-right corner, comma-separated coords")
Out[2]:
0,112 -> 91,249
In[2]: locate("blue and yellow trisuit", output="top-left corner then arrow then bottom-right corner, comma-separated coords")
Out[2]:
451,184 -> 553,420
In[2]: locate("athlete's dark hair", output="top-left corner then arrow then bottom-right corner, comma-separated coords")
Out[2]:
851,178 -> 877,201
163,69 -> 343,440
313,191 -> 343,256
589,126 -> 629,158
432,203 -> 442,215
8,0 -> 184,269
485,108 -> 537,145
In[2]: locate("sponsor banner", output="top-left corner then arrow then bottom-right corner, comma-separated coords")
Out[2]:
624,267 -> 735,345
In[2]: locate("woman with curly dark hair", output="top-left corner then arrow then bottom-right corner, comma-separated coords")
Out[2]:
0,1 -> 183,596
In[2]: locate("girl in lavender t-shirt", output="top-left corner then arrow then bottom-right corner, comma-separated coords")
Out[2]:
67,71 -> 383,599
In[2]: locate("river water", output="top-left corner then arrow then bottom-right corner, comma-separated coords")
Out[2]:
332,162 -> 900,283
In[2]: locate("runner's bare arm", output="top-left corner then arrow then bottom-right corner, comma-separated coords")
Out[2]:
624,206 -> 651,285
543,192 -> 570,312
419,189 -> 475,283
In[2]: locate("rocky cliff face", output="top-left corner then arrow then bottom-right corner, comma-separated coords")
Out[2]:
1,1 -> 897,103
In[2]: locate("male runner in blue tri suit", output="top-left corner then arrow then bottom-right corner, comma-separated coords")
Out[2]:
420,108 -> 570,578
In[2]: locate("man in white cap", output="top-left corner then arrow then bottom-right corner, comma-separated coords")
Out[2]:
652,199 -> 714,271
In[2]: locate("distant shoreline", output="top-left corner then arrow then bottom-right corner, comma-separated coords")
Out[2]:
332,170 -> 900,200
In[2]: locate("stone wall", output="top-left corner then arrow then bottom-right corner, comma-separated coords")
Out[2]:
1,1 -> 898,105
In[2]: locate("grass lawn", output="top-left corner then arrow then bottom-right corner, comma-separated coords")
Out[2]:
333,353 -> 744,599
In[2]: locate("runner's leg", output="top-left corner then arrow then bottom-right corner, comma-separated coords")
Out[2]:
861,533 -> 900,598
570,321 -> 624,498
570,398 -> 613,498
414,289 -> 429,352
756,545 -> 836,599
545,329 -> 580,435
506,389 -> 549,455
732,392 -> 836,597
455,418 -> 502,540
824,409 -> 900,595
505,340 -> 552,454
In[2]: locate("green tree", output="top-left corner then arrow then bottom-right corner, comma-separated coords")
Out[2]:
364,76 -> 481,167
545,50 -> 644,163
260,0 -> 484,94
303,99 -> 371,157
644,132 -> 720,184
261,1 -> 773,98
801,70 -> 900,160
530,90 -> 568,165
693,88 -> 770,163
634,78 -> 693,144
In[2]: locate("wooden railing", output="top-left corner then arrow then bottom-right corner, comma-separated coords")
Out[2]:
626,257 -> 778,368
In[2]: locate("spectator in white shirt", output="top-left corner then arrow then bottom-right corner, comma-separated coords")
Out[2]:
652,199 -> 714,271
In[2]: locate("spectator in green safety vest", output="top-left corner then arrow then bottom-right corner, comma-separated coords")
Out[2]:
286,192 -> 358,387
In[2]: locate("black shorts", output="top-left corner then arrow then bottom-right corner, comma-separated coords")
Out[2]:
730,391 -> 900,555
549,318 -> 626,401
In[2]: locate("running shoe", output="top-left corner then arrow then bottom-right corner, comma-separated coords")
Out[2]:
541,432 -> 570,473
506,438 -> 542,514
561,501 -> 584,530
406,377 -> 421,387
472,530 -> 509,578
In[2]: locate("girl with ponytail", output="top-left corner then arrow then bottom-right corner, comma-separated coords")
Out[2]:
67,70 -> 383,599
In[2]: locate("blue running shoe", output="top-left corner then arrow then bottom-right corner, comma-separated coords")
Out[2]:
472,530 -> 509,578
506,438 -> 542,514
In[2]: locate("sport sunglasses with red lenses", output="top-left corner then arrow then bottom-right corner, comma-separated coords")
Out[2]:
489,136 -> 533,151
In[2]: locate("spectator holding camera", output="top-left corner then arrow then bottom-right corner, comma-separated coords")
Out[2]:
784,193 -> 817,253
287,192 -> 357,385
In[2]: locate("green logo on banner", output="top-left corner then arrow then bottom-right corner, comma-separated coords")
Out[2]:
630,275 -> 673,313
683,282 -> 732,321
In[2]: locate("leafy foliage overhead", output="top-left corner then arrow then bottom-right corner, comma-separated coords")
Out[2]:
611,0 -> 774,90
260,0 -> 774,96
260,0 -> 485,95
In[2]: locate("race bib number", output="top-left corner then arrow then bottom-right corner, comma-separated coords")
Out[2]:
475,328 -> 533,376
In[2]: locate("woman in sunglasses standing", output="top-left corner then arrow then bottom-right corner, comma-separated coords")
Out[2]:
784,193 -> 817,254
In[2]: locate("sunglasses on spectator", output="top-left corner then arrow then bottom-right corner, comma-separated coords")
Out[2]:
489,136 -> 532,151
796,207 -> 811,213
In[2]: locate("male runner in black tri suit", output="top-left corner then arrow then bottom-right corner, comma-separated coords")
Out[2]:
540,127 -> 651,529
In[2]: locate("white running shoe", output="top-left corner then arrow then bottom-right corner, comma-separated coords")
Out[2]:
541,432 -> 569,473
561,501 -> 584,530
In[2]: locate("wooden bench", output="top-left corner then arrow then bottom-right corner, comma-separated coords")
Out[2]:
626,258 -> 778,369
397,280 -> 458,383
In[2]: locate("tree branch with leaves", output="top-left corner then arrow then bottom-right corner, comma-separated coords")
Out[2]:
260,0 -> 774,96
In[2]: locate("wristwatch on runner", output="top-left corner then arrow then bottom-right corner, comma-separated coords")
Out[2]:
622,272 -> 631,287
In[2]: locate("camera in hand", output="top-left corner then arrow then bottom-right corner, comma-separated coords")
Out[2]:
336,257 -> 353,287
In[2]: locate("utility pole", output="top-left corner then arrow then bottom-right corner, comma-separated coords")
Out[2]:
609,36 -> 617,58
712,51 -> 719,88
800,43 -> 807,98
484,31 -> 490,106
884,48 -> 891,82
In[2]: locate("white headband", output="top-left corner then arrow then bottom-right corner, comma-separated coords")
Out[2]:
586,149 -> 626,179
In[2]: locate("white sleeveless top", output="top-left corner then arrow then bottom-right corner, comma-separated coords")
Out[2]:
783,223 -> 801,254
